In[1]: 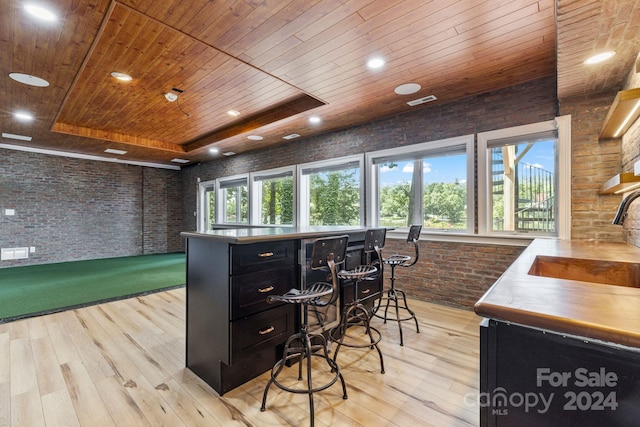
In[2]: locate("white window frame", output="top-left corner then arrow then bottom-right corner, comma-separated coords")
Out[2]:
249,165 -> 297,226
477,116 -> 571,240
366,134 -> 475,234
297,154 -> 365,227
197,179 -> 216,231
217,174 -> 250,225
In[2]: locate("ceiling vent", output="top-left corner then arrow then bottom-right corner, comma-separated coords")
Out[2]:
282,133 -> 301,140
407,95 -> 437,106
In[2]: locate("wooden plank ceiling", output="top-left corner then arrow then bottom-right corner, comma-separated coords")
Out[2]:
0,0 -> 638,167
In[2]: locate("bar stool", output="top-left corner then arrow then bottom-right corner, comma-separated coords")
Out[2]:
373,224 -> 422,346
329,228 -> 385,374
261,235 -> 349,427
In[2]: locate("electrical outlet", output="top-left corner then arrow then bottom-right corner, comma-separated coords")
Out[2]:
29,247 -> 36,253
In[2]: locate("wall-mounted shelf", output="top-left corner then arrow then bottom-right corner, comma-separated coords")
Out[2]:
600,88 -> 640,139
600,172 -> 640,194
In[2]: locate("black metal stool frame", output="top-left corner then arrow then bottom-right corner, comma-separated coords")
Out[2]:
261,235 -> 349,427
330,228 -> 386,374
373,224 -> 422,346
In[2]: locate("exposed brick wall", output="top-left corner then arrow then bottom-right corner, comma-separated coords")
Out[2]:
559,91 -> 625,242
381,238 -> 525,310
0,149 -> 183,268
181,76 -> 557,309
617,61 -> 640,246
142,167 -> 184,254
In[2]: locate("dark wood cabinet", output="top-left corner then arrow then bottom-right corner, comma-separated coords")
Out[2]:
480,319 -> 640,427
182,226 -> 375,395
185,237 -> 296,395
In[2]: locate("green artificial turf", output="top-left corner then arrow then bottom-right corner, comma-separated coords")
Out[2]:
0,253 -> 185,322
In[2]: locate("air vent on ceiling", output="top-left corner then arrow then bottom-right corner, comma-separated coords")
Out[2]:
407,95 -> 437,106
283,133 -> 300,140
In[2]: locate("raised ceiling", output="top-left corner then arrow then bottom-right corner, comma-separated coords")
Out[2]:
1,0 -> 639,168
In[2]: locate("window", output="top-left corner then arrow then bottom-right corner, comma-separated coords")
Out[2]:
478,117 -> 571,239
198,180 -> 216,231
298,155 -> 364,226
367,135 -> 474,233
250,167 -> 295,225
218,175 -> 248,224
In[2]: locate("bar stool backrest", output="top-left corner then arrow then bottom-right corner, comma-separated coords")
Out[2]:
363,228 -> 386,274
403,224 -> 422,267
310,235 -> 348,305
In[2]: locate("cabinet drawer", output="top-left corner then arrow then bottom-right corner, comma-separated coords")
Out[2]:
231,267 -> 294,319
342,276 -> 381,306
231,240 -> 296,275
231,304 -> 295,359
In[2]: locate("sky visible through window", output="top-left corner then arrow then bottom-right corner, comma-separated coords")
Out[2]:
379,141 -> 554,186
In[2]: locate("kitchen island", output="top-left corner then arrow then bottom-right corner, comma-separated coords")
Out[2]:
181,226 -> 371,395
474,239 -> 640,426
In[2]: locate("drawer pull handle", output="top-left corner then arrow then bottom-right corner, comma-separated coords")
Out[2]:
361,288 -> 371,294
258,252 -> 274,258
258,286 -> 274,293
259,326 -> 275,335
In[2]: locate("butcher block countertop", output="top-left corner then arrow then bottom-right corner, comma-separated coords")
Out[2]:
474,239 -> 640,349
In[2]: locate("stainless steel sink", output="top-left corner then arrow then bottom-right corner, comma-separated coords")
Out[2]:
528,255 -> 640,287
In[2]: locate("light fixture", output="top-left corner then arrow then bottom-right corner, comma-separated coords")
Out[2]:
111,72 -> 132,82
2,133 -> 32,141
600,87 -> 640,139
171,158 -> 189,164
104,148 -> 127,155
9,73 -> 49,87
367,57 -> 385,69
584,51 -> 616,65
247,135 -> 263,140
164,92 -> 178,102
223,152 -> 236,156
227,110 -> 240,117
309,116 -> 321,124
24,3 -> 57,21
395,83 -> 421,95
13,111 -> 34,122
209,148 -> 219,154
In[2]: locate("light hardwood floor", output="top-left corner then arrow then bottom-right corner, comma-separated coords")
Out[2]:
0,288 -> 481,426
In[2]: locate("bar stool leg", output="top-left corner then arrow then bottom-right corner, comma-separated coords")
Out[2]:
374,264 -> 419,346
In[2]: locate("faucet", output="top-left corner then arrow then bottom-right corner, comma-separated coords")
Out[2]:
612,190 -> 640,225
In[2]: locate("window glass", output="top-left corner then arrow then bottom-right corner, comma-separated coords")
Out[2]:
252,170 -> 294,225
422,153 -> 467,230
219,177 -> 248,224
299,157 -> 363,226
371,135 -> 474,233
489,137 -> 556,234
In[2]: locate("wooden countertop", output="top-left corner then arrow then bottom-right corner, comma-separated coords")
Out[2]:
181,226 -> 368,244
474,239 -> 640,348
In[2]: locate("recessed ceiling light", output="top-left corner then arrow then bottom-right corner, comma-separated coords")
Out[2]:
309,116 -> 321,124
13,111 -> 34,122
247,135 -> 263,140
227,110 -> 240,117
104,148 -> 127,155
395,83 -> 421,95
2,133 -> 32,141
223,152 -> 236,156
9,73 -> 49,87
171,158 -> 189,164
584,51 -> 616,65
367,57 -> 385,69
24,4 -> 57,21
209,148 -> 219,154
111,72 -> 132,82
